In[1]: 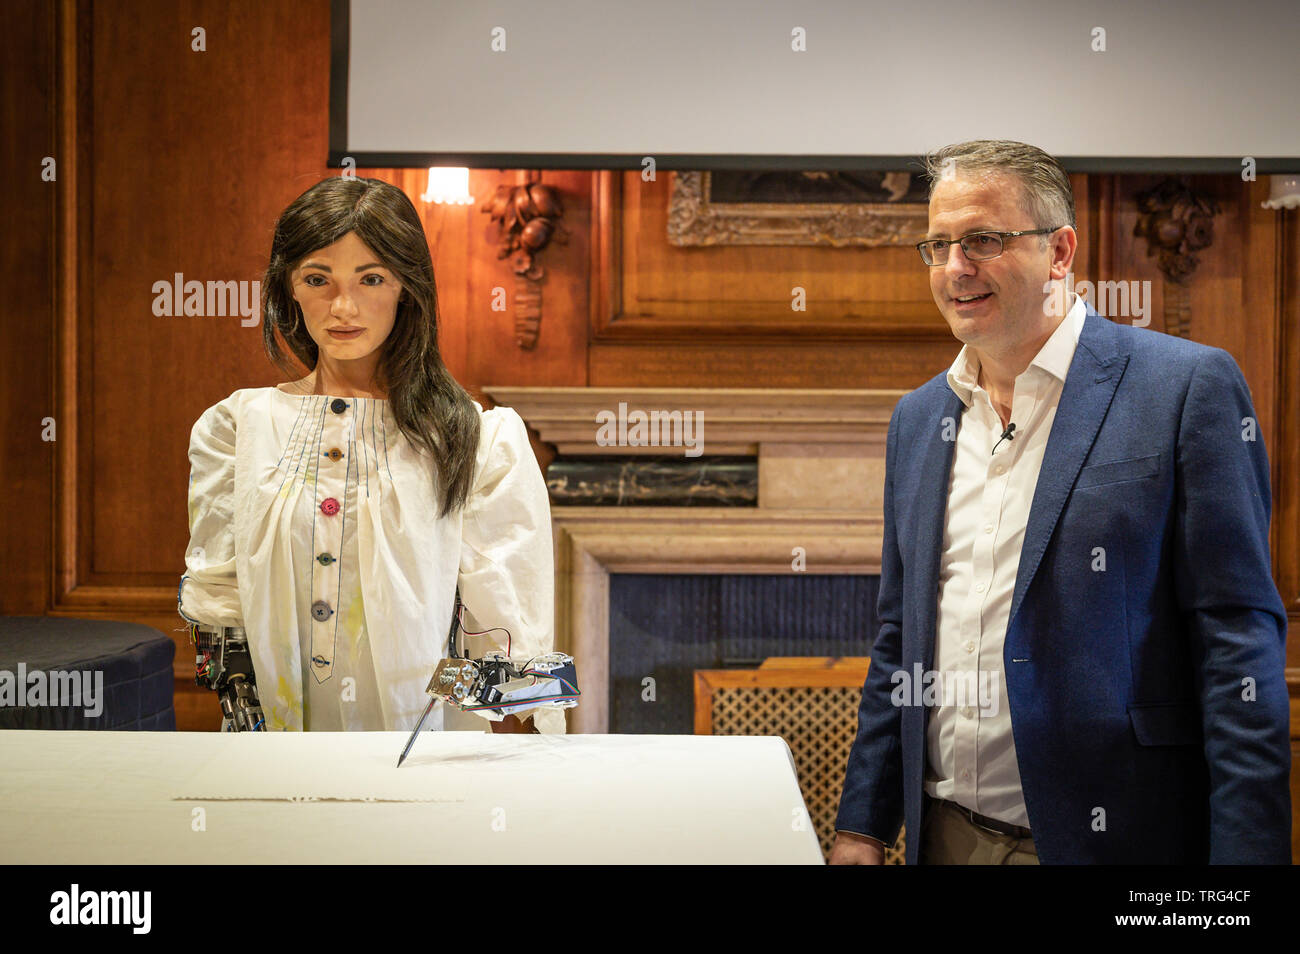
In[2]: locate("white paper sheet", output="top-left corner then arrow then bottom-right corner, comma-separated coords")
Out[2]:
2,731 -> 822,863
171,731 -> 466,802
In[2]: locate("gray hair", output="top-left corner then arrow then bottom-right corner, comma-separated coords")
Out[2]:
920,140 -> 1076,246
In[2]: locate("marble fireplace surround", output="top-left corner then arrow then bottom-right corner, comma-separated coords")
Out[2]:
483,388 -> 902,733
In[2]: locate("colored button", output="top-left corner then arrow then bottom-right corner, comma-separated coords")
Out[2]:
316,552 -> 335,566
330,398 -> 348,414
311,600 -> 333,621
311,654 -> 330,667
324,447 -> 344,462
320,497 -> 340,516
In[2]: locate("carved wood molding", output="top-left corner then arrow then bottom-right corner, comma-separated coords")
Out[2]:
53,0 -> 85,612
1133,178 -> 1220,338
481,175 -> 566,349
512,273 -> 541,349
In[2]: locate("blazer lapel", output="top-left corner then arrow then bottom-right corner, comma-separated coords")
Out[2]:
1006,306 -> 1128,630
917,384 -> 965,672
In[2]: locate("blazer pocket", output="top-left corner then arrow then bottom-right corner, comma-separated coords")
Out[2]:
1128,702 -> 1201,746
1075,452 -> 1160,490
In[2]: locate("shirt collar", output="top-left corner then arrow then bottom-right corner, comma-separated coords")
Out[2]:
945,292 -> 1087,408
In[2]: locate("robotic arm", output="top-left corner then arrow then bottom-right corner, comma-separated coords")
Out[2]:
187,621 -> 266,732
184,588 -> 577,745
397,588 -> 580,765
430,588 -> 580,717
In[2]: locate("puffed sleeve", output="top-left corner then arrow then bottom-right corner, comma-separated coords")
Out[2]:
457,405 -> 565,733
177,397 -> 244,627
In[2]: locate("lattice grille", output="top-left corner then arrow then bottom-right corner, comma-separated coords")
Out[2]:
710,684 -> 905,863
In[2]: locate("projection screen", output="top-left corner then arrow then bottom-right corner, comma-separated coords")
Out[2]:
330,0 -> 1300,172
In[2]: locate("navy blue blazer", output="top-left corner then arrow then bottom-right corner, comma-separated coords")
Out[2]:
836,302 -> 1291,864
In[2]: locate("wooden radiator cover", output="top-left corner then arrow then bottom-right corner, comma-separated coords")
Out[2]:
695,657 -> 905,864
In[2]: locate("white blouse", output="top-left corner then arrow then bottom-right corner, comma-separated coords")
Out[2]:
177,385 -> 564,734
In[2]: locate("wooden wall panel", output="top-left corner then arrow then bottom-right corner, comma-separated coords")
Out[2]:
465,170 -> 591,397
588,171 -> 1100,390
595,170 -> 947,340
85,0 -> 338,588
1,0 -> 56,615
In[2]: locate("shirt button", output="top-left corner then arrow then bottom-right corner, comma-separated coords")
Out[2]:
324,447 -> 344,462
311,600 -> 333,621
961,770 -> 971,780
984,524 -> 994,533
316,552 -> 335,566
964,640 -> 975,653
995,466 -> 1006,475
330,398 -> 348,414
975,582 -> 986,592
320,497 -> 340,516
961,707 -> 974,719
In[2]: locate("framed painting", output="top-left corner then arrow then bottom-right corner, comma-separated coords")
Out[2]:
667,170 -> 929,247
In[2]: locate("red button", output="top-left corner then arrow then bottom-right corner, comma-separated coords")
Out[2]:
320,497 -> 340,516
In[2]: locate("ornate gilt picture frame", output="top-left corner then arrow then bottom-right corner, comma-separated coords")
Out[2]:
667,171 -> 929,248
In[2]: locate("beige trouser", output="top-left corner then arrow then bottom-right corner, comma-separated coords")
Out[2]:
919,794 -> 1040,865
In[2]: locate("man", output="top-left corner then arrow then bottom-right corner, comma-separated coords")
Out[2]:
831,140 -> 1290,865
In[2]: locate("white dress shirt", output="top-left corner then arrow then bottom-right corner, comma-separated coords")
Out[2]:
923,293 -> 1086,827
177,386 -> 563,734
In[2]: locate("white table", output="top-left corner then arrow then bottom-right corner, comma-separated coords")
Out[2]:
0,731 -> 823,864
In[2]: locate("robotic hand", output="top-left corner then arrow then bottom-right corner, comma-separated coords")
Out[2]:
428,588 -> 580,717
187,621 -> 266,732
426,651 -> 580,716
397,588 -> 580,765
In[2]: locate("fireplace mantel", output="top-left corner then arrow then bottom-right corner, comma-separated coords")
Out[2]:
484,387 -> 899,454
483,387 -> 903,732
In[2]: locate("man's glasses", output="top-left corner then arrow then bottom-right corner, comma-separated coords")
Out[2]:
916,227 -> 1062,266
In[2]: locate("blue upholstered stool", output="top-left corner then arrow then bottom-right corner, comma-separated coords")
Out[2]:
0,616 -> 176,730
